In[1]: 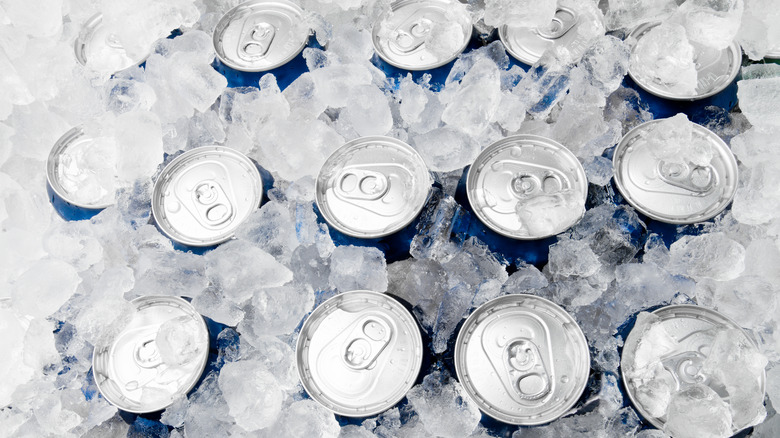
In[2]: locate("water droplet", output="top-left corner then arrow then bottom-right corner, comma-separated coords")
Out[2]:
561,375 -> 569,383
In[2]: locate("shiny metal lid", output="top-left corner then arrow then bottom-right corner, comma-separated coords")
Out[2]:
92,295 -> 210,413
46,126 -> 116,209
296,290 -> 423,417
499,2 -> 605,66
315,136 -> 432,239
466,134 -> 588,240
621,305 -> 766,433
213,0 -> 310,73
74,13 -> 150,75
627,22 -> 742,101
371,0 -> 472,71
454,294 -> 590,425
612,119 -> 738,224
151,146 -> 263,247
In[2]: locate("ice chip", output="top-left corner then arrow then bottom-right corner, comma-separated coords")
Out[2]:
218,360 -> 284,432
630,23 -> 699,96
156,316 -> 206,367
548,237 -> 601,278
483,0 -> 556,29
328,245 -> 388,292
737,66 -> 780,127
516,190 -> 586,238
663,384 -> 732,438
410,126 -> 480,172
605,0 -> 678,31
668,233 -> 746,281
677,0 -> 744,50
406,370 -> 481,438
441,58 -> 502,136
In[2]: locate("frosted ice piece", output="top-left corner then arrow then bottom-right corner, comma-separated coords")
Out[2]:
677,0 -> 744,50
663,384 -> 732,438
219,360 -> 283,432
669,233 -> 746,281
483,0 -> 556,29
630,23 -> 698,96
328,245 -> 388,292
156,316 -> 208,367
605,0 -> 678,31
548,237 -> 601,278
406,370 -> 481,438
737,66 -> 780,127
410,126 -> 480,172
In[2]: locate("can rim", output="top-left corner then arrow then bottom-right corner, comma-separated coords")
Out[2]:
212,0 -> 311,73
295,290 -> 423,417
454,293 -> 590,425
612,119 -> 739,224
626,21 -> 742,101
91,295 -> 210,414
620,304 -> 766,433
497,24 -> 537,67
73,13 -> 152,73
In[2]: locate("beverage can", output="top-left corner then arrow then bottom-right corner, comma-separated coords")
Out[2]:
74,13 -> 151,75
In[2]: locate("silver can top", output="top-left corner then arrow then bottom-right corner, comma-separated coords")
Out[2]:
296,290 -> 423,417
371,0 -> 472,71
213,0 -> 311,73
466,134 -> 588,240
621,305 -> 766,433
454,294 -> 590,425
47,126 -> 117,209
627,22 -> 741,101
315,136 -> 432,239
612,119 -> 738,224
499,2 -> 605,66
74,13 -> 150,75
92,295 -> 210,413
151,146 -> 263,247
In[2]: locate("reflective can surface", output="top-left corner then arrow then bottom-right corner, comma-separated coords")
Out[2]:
466,134 -> 587,240
454,294 -> 590,425
74,13 -> 150,75
316,136 -> 432,239
612,119 -> 738,224
296,290 -> 423,417
151,146 -> 263,247
92,296 -> 210,413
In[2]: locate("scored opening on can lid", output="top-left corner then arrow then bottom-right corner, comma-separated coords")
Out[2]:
371,0 -> 472,71
626,21 -> 742,101
74,13 -> 151,75
151,146 -> 263,247
315,136 -> 432,239
92,295 -> 210,414
621,304 -> 766,434
466,134 -> 588,240
296,290 -> 423,417
213,0 -> 311,73
612,119 -> 738,224
454,294 -> 590,426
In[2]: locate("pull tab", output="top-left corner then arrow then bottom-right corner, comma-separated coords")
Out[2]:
510,171 -> 564,199
239,20 -> 276,61
106,33 -> 124,50
191,180 -> 234,227
134,337 -> 163,369
342,317 -> 392,371
657,160 -> 716,194
537,7 -> 578,40
661,350 -> 708,389
334,169 -> 390,201
505,339 -> 552,400
391,16 -> 433,54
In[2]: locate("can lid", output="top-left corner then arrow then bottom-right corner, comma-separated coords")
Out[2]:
499,2 -> 604,66
213,0 -> 311,73
92,295 -> 210,413
466,134 -> 588,240
315,136 -> 432,239
621,304 -> 766,432
454,294 -> 590,425
74,13 -> 150,75
46,126 -> 116,210
371,0 -> 472,71
612,119 -> 738,224
627,21 -> 742,101
151,146 -> 263,247
296,290 -> 423,417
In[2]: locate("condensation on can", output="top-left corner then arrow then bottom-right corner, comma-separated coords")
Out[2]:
315,136 -> 432,239
151,146 -> 263,247
92,295 -> 210,414
621,304 -> 766,433
612,119 -> 738,224
466,134 -> 588,240
454,294 -> 590,425
213,0 -> 311,73
371,0 -> 472,72
74,13 -> 151,75
296,290 -> 423,417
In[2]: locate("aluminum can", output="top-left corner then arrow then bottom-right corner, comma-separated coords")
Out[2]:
74,13 -> 153,75
454,294 -> 590,425
296,290 -> 423,417
612,119 -> 738,225
625,22 -> 742,124
621,305 -> 766,435
92,295 -> 210,413
151,146 -> 264,247
371,0 -> 473,90
212,0 -> 312,90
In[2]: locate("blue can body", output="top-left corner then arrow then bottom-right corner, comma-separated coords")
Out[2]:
47,182 -> 105,221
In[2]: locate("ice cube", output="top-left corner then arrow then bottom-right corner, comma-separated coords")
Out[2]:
668,232 -> 746,281
205,240 -> 294,303
409,126 -> 480,172
11,258 -> 81,318
336,84 -> 393,137
441,58 -> 502,137
663,384 -> 732,438
238,283 -> 314,338
156,315 -> 207,367
677,0 -> 744,50
605,0 -> 678,31
328,245 -> 388,292
737,0 -> 780,60
482,0 -> 556,29
406,370 -> 481,438
737,65 -> 780,127
218,360 -> 284,432
265,399 -> 341,437
629,23 -> 698,96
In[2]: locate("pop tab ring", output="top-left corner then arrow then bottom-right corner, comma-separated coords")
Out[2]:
296,290 -> 423,417
371,0 -> 472,71
92,296 -> 210,413
455,294 -> 590,425
151,146 -> 263,247
612,119 -> 738,224
74,13 -> 151,75
213,0 -> 311,72
315,136 -> 432,239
